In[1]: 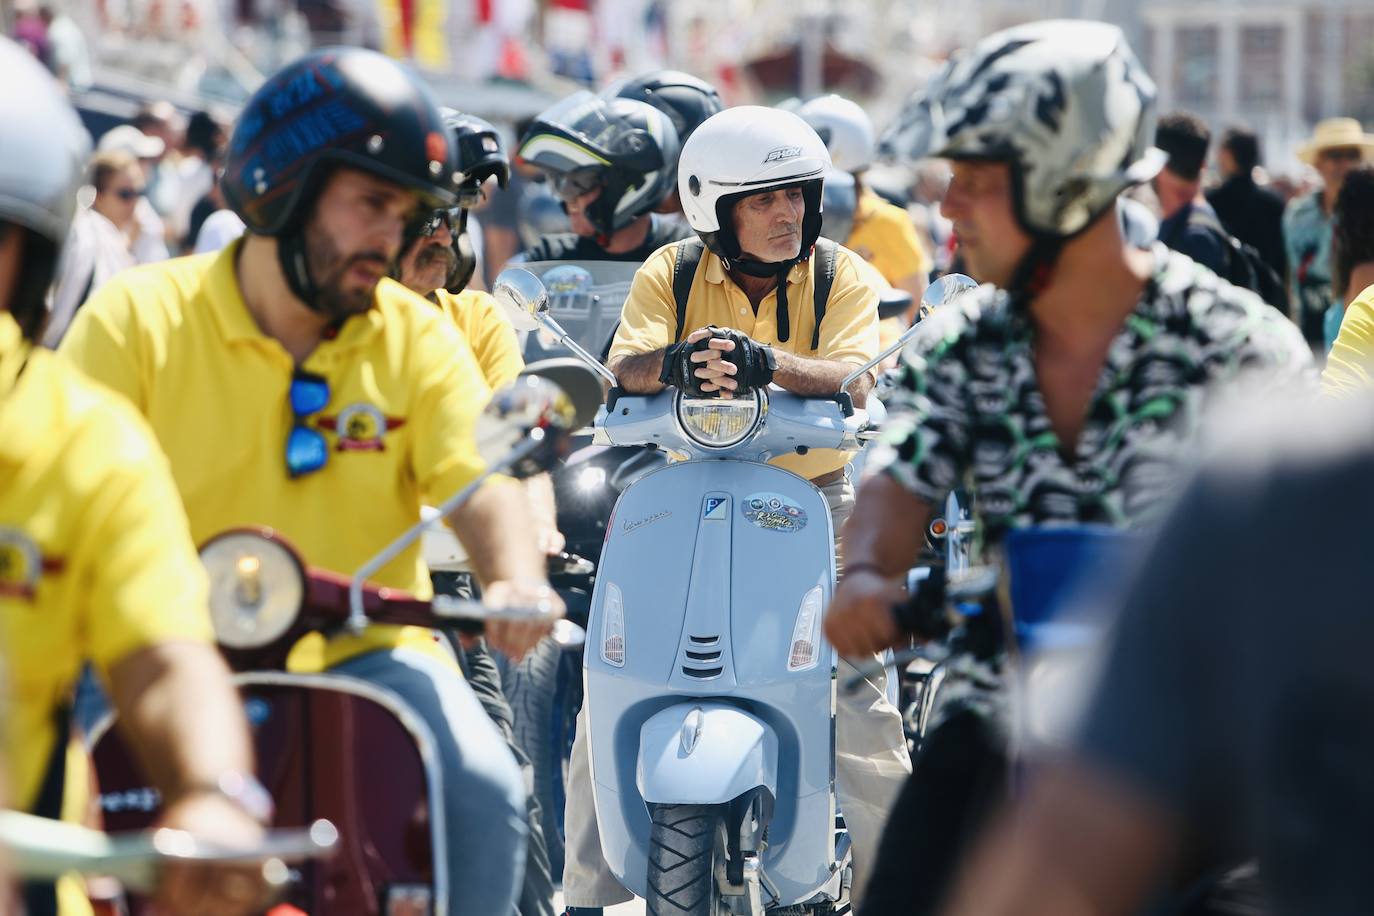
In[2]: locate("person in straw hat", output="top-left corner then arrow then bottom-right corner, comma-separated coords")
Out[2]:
1283,117 -> 1374,353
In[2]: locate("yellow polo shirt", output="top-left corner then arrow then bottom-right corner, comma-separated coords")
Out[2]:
434,289 -> 524,390
610,241 -> 880,480
1322,283 -> 1374,397
59,240 -> 494,672
1,314 -> 211,915
847,190 -> 931,287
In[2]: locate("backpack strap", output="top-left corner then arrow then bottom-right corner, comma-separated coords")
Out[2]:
671,238 -> 705,342
811,238 -> 839,351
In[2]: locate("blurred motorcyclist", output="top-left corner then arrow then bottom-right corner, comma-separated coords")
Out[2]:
516,92 -> 691,262
59,47 -> 555,916
559,106 -> 912,916
822,21 -> 1309,915
799,93 -> 931,311
0,36 -> 270,916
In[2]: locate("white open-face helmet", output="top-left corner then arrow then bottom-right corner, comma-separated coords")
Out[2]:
879,20 -> 1163,241
678,106 -> 831,267
798,94 -> 876,174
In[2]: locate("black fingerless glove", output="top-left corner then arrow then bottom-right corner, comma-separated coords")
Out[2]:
660,327 -> 777,397
660,335 -> 716,397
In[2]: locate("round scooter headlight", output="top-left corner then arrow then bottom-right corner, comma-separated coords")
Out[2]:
199,530 -> 305,649
675,389 -> 765,449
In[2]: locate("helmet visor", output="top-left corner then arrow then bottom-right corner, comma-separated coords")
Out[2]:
524,91 -> 663,173
549,167 -> 607,202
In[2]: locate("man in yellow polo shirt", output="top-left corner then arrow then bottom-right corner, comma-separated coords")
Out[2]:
1,39 -> 269,916
59,49 -> 549,916
558,107 -> 912,916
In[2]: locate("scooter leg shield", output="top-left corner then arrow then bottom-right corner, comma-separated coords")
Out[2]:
636,703 -> 778,805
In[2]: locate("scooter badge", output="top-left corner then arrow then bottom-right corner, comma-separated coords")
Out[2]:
703,496 -> 729,520
741,492 -> 808,533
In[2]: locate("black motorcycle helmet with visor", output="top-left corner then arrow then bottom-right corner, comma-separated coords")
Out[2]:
413,109 -> 512,293
221,47 -> 460,312
517,92 -> 680,243
605,70 -> 722,146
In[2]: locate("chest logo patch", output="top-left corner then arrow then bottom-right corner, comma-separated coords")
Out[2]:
0,528 -> 61,601
741,492 -> 808,533
318,402 -> 405,452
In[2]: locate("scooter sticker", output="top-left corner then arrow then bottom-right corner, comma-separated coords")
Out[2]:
703,497 -> 729,520
742,492 -> 808,533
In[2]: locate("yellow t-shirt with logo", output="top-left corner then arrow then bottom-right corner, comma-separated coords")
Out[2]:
846,190 -> 932,287
434,289 -> 524,390
0,314 -> 211,915
609,241 -> 880,480
59,240 -> 494,672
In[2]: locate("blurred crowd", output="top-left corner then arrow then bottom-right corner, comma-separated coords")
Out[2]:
13,15 -> 1374,364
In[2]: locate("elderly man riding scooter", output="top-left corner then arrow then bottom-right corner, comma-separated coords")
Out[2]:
560,106 -> 913,915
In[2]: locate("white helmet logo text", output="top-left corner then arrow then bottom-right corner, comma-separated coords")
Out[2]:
763,145 -> 802,163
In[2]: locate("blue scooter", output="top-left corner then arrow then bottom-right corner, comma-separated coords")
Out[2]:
493,268 -> 972,915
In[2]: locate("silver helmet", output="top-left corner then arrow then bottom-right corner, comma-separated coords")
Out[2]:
0,36 -> 90,337
879,20 -> 1163,240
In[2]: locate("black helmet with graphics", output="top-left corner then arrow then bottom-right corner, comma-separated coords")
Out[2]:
879,20 -> 1163,241
222,47 -> 458,310
223,47 -> 458,236
0,36 -> 90,340
517,91 -> 680,240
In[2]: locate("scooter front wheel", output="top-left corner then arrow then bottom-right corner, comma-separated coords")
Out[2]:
647,803 -> 730,916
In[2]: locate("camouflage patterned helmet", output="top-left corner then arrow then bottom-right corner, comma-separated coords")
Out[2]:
879,20 -> 1165,239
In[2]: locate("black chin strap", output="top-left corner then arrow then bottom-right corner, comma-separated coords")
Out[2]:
726,255 -> 796,342
277,229 -> 324,314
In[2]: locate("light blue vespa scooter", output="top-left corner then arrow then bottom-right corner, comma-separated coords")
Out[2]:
494,269 -> 972,916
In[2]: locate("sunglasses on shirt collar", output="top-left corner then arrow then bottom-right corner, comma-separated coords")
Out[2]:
286,370 -> 330,478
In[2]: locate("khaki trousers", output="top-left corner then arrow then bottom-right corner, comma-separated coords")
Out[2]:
562,473 -> 913,907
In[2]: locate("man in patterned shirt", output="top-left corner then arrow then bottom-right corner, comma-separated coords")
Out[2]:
822,21 -> 1309,915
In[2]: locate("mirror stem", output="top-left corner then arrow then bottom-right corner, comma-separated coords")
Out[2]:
346,433 -> 548,632
538,313 -> 619,387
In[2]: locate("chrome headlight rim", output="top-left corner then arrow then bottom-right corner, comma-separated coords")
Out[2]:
672,387 -> 767,450
199,528 -> 306,650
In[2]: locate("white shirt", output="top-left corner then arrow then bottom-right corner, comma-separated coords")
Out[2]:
131,197 -> 170,264
193,209 -> 246,254
43,208 -> 134,348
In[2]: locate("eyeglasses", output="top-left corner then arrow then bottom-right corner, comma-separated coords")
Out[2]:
285,370 -> 330,479
550,168 -> 605,202
1320,147 -> 1365,163
113,187 -> 146,201
420,207 -> 461,238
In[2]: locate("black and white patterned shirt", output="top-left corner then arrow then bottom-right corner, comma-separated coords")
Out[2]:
876,245 -> 1311,545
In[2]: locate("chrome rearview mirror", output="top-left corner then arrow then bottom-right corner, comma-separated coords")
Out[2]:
918,272 -> 978,318
492,267 -> 548,332
492,267 -> 619,387
839,272 -> 980,397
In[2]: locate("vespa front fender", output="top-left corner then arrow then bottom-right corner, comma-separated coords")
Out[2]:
636,702 -> 778,805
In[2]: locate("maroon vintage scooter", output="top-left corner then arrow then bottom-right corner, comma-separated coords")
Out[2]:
90,362 -> 603,915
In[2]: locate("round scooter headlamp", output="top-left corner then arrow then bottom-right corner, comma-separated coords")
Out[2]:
200,529 -> 306,649
674,388 -> 765,449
